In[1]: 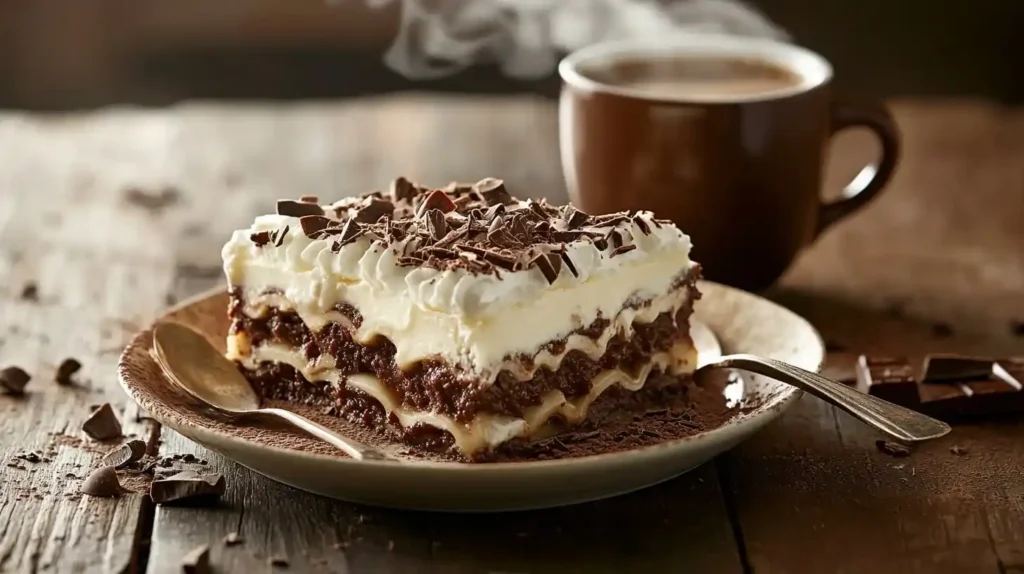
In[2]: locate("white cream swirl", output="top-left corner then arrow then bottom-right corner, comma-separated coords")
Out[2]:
222,200 -> 697,375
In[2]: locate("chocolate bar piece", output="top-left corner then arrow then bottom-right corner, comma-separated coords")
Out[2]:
856,354 -> 1024,421
856,356 -> 920,408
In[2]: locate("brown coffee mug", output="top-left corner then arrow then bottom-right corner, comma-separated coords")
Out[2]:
558,35 -> 900,291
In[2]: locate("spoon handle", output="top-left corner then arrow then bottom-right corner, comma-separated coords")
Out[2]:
261,408 -> 393,461
710,354 -> 951,442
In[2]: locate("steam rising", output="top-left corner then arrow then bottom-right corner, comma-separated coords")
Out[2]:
355,0 -> 789,80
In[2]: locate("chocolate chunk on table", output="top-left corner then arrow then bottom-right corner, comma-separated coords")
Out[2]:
82,403 -> 123,441
856,354 -> 1024,421
149,470 -> 226,505
856,356 -> 920,408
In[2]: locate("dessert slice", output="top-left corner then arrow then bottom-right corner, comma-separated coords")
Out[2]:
222,177 -> 701,461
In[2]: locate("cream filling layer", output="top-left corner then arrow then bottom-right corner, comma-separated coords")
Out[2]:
238,285 -> 692,384
230,340 -> 698,455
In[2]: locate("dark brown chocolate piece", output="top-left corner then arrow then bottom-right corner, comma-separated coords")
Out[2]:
353,197 -> 394,224
563,205 -> 589,229
299,215 -> 332,237
0,366 -> 31,395
857,354 -> 1024,421
299,195 -> 319,203
82,403 -> 123,441
855,356 -> 920,408
55,358 -> 82,385
250,231 -> 271,247
272,226 -> 289,247
150,470 -> 226,505
81,466 -> 122,497
389,177 -> 417,202
610,244 -> 637,258
425,209 -> 447,240
277,199 -> 324,218
473,178 -> 512,206
182,544 -> 211,574
416,189 -> 457,218
921,355 -> 995,383
101,439 -> 147,469
530,252 -> 562,284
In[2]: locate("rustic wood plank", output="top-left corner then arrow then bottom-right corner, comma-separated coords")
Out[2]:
136,97 -> 742,573
724,101 -> 1024,574
0,116 -> 180,572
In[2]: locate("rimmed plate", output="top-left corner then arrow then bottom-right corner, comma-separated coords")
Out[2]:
118,281 -> 823,512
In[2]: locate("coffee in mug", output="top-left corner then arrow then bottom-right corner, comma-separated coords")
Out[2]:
559,35 -> 900,291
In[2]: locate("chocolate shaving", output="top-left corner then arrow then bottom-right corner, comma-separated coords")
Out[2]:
606,230 -> 623,249
484,203 -> 506,221
416,189 -> 457,218
277,199 -> 324,218
610,244 -> 637,258
564,206 -> 589,229
101,439 -> 147,469
273,226 -> 289,247
299,195 -> 319,204
425,209 -> 448,240
560,251 -> 579,277
353,197 -> 395,224
338,220 -> 363,244
473,178 -> 512,206
0,366 -> 30,395
389,177 -> 418,202
299,215 -> 333,238
433,227 -> 468,249
150,470 -> 226,506
82,403 -> 123,441
633,215 -> 651,235
250,231 -> 271,247
530,252 -> 562,284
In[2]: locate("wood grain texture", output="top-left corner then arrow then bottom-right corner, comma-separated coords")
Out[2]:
1,96 -> 1022,573
0,118 -> 172,572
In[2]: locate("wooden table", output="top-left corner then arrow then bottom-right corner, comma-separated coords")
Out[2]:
0,96 -> 1021,574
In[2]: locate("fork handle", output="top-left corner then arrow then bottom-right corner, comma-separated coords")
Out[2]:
709,354 -> 951,442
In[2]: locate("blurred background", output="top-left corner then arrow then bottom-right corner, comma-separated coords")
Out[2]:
1,0 -> 1022,111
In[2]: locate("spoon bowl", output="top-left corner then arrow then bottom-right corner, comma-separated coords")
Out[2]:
152,321 -> 395,461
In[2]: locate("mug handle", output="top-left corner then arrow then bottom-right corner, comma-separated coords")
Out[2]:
816,100 -> 901,235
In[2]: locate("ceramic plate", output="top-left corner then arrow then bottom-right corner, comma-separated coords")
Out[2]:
118,281 -> 823,512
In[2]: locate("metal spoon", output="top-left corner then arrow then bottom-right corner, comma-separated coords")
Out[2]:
699,354 -> 951,442
151,321 -> 394,461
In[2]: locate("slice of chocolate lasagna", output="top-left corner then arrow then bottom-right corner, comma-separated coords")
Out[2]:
222,177 -> 701,461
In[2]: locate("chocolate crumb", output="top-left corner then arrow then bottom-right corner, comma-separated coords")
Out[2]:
876,440 -> 911,458
0,366 -> 31,395
15,452 -> 41,463
181,544 -> 211,574
82,403 -> 123,441
250,231 -> 272,247
277,199 -> 324,218
270,556 -> 290,568
55,358 -> 82,385
81,466 -> 122,497
950,445 -> 968,456
20,283 -> 39,301
101,439 -> 147,469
